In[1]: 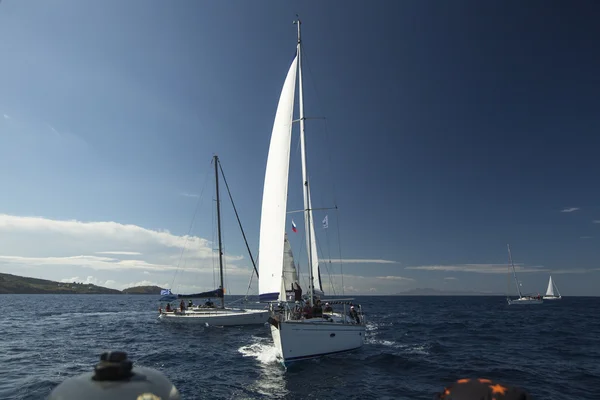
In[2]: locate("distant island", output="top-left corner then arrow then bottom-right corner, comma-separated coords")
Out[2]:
122,285 -> 164,294
0,272 -> 163,295
394,288 -> 504,296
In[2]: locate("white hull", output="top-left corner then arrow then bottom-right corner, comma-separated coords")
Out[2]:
270,318 -> 365,365
542,296 -> 562,300
158,308 -> 269,326
507,297 -> 543,305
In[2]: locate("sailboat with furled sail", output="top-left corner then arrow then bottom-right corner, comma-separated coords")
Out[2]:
158,155 -> 269,325
258,18 -> 366,366
506,244 -> 543,305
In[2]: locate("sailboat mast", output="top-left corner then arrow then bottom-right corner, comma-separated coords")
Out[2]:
295,17 -> 315,306
214,155 -> 225,309
507,244 -> 522,298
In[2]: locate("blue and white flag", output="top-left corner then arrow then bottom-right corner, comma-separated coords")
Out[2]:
160,289 -> 172,296
322,215 -> 329,229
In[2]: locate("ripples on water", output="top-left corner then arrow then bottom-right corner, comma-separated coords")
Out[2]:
0,294 -> 598,399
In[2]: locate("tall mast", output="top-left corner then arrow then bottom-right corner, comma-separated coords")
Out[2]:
295,17 -> 315,306
214,155 -> 225,309
507,244 -> 522,298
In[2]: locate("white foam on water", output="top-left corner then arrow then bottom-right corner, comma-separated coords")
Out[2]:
366,337 -> 430,355
366,322 -> 379,332
238,336 -> 280,365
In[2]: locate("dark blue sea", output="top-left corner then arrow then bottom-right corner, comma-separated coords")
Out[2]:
0,295 -> 598,399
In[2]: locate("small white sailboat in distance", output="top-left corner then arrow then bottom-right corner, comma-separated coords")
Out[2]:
259,17 -> 366,366
543,276 -> 562,300
506,244 -> 543,305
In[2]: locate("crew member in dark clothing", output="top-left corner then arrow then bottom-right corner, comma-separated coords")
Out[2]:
179,300 -> 185,312
324,302 -> 333,312
293,282 -> 302,302
165,303 -> 172,312
434,378 -> 532,399
312,299 -> 323,318
205,299 -> 214,307
302,302 -> 312,319
188,300 -> 193,308
349,305 -> 360,324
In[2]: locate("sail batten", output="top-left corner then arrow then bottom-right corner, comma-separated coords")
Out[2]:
258,56 -> 298,302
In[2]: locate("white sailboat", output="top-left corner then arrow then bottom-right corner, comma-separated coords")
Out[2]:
543,276 -> 562,300
159,155 -> 269,326
258,18 -> 366,366
506,244 -> 543,305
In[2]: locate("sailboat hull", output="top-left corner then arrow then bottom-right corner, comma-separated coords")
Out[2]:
507,298 -> 543,305
270,319 -> 365,365
542,296 -> 562,300
158,308 -> 269,326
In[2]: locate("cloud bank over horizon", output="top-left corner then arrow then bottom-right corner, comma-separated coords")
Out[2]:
1,214 -> 598,295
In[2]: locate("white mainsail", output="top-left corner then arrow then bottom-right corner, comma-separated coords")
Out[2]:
546,276 -> 555,297
258,55 -> 298,302
282,233 -> 299,295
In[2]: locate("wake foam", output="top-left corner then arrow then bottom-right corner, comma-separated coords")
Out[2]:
238,336 -> 280,364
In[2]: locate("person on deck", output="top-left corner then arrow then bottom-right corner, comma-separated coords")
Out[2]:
165,303 -> 172,312
302,302 -> 313,319
179,300 -> 185,312
324,302 -> 333,313
292,301 -> 302,319
312,299 -> 323,318
188,300 -> 193,308
293,282 -> 302,302
205,299 -> 214,308
349,305 -> 360,324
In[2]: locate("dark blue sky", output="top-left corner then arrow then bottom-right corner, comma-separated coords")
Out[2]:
0,0 -> 599,294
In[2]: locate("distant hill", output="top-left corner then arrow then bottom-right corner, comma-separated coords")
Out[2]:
0,272 -> 121,294
122,285 -> 163,294
394,288 -> 503,296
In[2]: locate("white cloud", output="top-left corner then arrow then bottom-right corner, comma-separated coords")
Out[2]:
180,192 -> 200,198
317,273 -> 414,295
0,214 -> 242,263
405,264 -> 600,275
375,275 -> 414,281
95,251 -> 143,255
549,268 -> 600,274
325,259 -> 399,264
0,214 -> 254,292
561,207 -> 580,213
405,264 -> 547,274
3,114 -> 9,120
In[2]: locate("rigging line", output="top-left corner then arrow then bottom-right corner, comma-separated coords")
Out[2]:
212,190 -> 217,290
335,207 -> 345,296
323,221 -> 336,295
315,227 -> 336,296
244,268 -> 255,300
217,160 -> 259,278
303,45 -> 345,297
221,214 -> 228,296
170,160 -> 213,290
